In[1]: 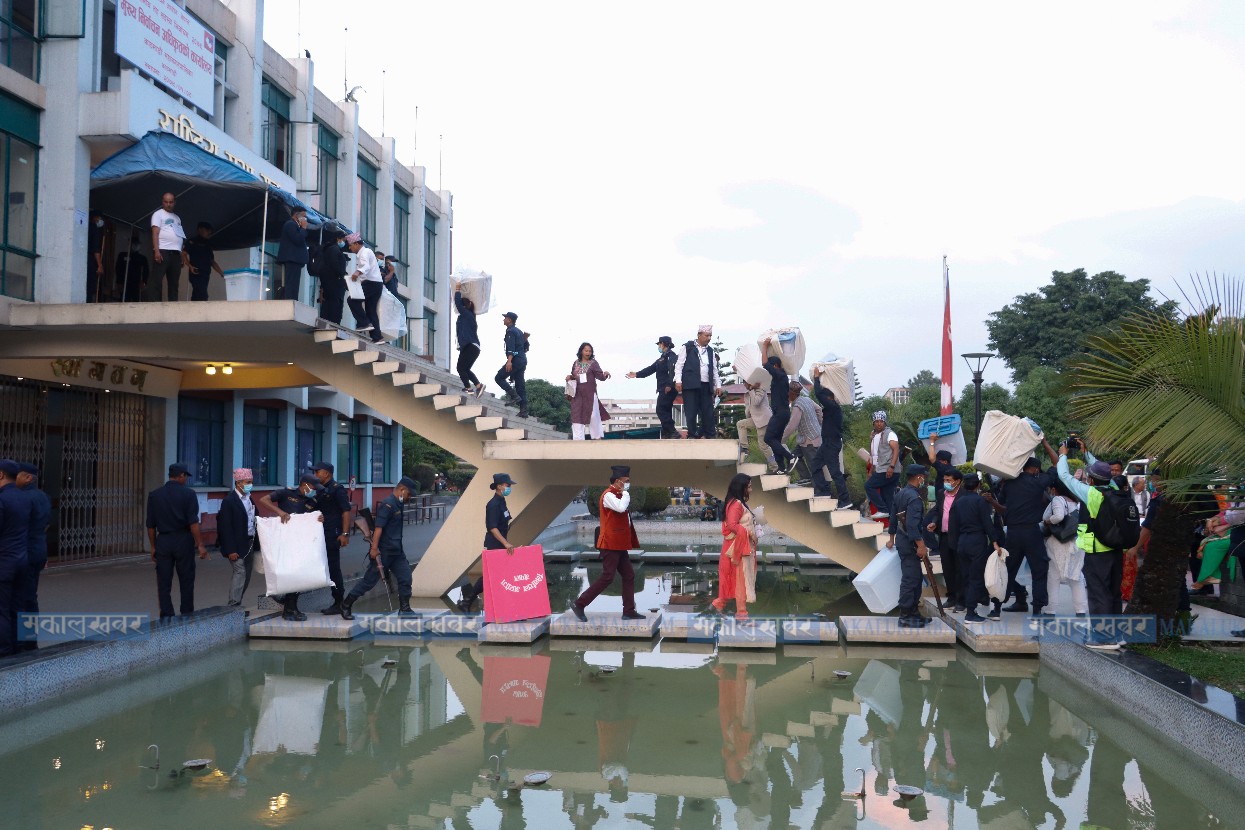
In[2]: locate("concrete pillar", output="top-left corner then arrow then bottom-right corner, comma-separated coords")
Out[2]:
389,422 -> 403,482
228,395 -> 244,476
280,402 -> 296,483
377,137 -> 396,253
163,395 -> 179,469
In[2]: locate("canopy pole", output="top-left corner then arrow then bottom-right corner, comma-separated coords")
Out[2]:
259,192 -> 270,297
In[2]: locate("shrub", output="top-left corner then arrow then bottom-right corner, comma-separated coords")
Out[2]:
640,486 -> 670,516
410,463 -> 436,494
445,467 -> 475,492
585,486 -> 605,518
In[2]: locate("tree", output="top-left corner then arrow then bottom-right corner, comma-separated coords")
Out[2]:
524,378 -> 572,432
445,467 -> 475,492
985,269 -> 1179,382
1009,366 -> 1080,445
906,369 -> 940,390
402,430 -> 457,476
410,463 -> 436,494
1067,276 -> 1244,636
954,381 -> 1013,450
711,336 -> 732,387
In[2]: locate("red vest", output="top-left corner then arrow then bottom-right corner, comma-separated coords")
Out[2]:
598,488 -> 640,551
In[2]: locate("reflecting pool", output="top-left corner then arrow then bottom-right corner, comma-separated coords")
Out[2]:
1,637 -> 1233,829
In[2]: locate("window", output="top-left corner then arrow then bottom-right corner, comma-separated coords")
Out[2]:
211,35 -> 229,130
422,211 -> 437,300
177,397 -> 226,487
357,158 -> 378,245
392,188 -> 410,283
336,418 -> 365,482
0,91 -> 38,301
423,310 -> 436,360
0,0 -> 38,80
242,406 -> 280,486
261,78 -> 292,173
295,413 -> 322,475
370,423 -> 391,483
316,124 -> 340,216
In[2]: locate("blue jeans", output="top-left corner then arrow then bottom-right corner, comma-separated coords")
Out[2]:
865,471 -> 898,515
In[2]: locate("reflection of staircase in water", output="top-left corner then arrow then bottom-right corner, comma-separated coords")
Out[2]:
309,324 -> 887,597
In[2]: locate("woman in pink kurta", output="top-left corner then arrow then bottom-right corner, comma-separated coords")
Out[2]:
566,342 -> 612,440
711,474 -> 758,619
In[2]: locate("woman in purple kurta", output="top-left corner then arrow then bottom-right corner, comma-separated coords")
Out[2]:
566,342 -> 611,440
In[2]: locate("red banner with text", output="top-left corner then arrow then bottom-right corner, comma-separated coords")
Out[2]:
481,654 -> 552,727
481,544 -> 551,623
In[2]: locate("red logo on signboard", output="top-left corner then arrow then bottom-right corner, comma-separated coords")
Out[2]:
204,31 -> 214,52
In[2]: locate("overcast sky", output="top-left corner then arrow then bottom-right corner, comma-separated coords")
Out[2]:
265,0 -> 1245,399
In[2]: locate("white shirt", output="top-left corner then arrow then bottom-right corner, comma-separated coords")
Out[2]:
870,429 -> 898,466
673,343 -> 719,388
602,489 -> 630,513
354,246 -> 382,281
151,208 -> 185,250
241,491 -> 256,537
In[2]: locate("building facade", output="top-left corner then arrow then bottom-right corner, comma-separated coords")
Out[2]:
0,0 -> 455,563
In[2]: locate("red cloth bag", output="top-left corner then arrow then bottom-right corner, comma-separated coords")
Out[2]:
481,544 -> 551,623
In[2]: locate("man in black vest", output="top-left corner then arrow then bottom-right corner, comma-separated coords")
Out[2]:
674,325 -> 722,439
627,335 -> 679,438
311,461 -> 353,614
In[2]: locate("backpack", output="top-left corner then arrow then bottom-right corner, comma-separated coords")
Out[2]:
1088,487 -> 1141,550
306,242 -> 325,278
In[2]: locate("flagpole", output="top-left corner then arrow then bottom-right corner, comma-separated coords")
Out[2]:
940,256 -> 954,416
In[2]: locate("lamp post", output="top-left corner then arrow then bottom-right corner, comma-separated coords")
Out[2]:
961,352 -> 995,438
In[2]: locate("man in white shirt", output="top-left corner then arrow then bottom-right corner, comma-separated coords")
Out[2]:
345,232 -> 383,342
865,410 -> 901,518
674,325 -> 722,439
150,192 -> 186,301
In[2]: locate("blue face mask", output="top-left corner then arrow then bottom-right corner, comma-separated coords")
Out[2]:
241,484 -> 252,494
943,483 -> 955,492
503,486 -> 512,497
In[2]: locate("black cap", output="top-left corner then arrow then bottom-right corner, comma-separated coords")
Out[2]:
0,460 -> 19,478
17,462 -> 38,477
168,463 -> 190,478
656,336 -> 674,348
610,465 -> 630,481
397,476 -> 418,490
935,449 -> 952,462
963,473 -> 980,488
906,463 -> 928,478
492,473 -> 516,487
310,461 -> 334,473
299,474 -> 322,489
1023,456 -> 1041,470
503,311 -> 518,322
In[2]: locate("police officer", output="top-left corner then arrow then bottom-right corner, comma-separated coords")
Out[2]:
627,336 -> 679,439
459,473 -> 517,613
888,464 -> 931,629
146,462 -> 209,620
0,459 -> 32,656
259,474 -> 324,621
15,463 -> 51,652
311,461 -> 352,615
341,476 -> 418,619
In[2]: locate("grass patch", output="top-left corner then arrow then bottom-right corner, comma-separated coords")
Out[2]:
1131,642 -> 1245,698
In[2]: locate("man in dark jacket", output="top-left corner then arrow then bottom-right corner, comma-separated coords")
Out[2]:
495,312 -> 528,418
0,460 -> 32,656
810,368 -> 850,508
258,474 -> 324,620
317,228 -> 350,324
341,477 -> 418,618
311,461 -> 352,614
925,463 -> 964,609
453,283 -> 483,396
949,473 -> 1003,623
276,208 -> 309,301
628,336 -> 679,439
14,462 -> 50,651
146,463 -> 209,619
996,440 -> 1059,615
761,353 -> 796,473
218,467 -> 257,607
888,464 -> 930,627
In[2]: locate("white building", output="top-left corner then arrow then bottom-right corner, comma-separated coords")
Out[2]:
0,0 -> 454,562
884,387 -> 910,406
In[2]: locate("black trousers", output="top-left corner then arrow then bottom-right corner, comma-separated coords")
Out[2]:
1083,551 -> 1123,615
811,440 -> 848,499
154,536 -> 196,618
361,280 -> 384,341
936,531 -> 959,603
320,278 -> 346,324
897,542 -> 923,614
575,550 -> 637,614
457,343 -> 482,389
682,386 -> 716,438
1005,524 -> 1050,608
324,535 -> 343,603
280,262 -> 303,301
656,387 -> 677,436
189,273 -> 210,301
86,261 -> 100,303
959,533 -> 992,611
495,356 -> 527,408
14,554 -> 46,651
764,410 -> 794,465
159,250 -> 183,300
0,554 -> 22,657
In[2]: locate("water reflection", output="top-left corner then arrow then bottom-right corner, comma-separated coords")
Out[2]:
0,641 -> 1232,829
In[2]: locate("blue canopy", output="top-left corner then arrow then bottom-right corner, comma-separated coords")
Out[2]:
90,131 -> 347,250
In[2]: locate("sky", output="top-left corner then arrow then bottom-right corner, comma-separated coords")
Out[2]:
263,0 -> 1245,399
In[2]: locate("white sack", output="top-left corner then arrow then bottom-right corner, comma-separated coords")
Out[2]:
733,343 -> 770,386
256,512 -> 333,595
811,357 -> 855,405
453,268 -> 494,313
853,545 -> 902,614
853,659 -> 903,728
757,327 -> 806,376
378,289 -> 408,341
985,547 -> 1010,601
973,410 -> 1044,480
345,275 -> 365,301
253,674 -> 330,756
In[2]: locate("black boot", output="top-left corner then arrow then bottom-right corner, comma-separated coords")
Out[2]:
1002,599 -> 1029,613
517,407 -> 529,419
340,595 -> 356,620
282,597 -> 307,622
399,598 -> 414,616
321,596 -> 343,615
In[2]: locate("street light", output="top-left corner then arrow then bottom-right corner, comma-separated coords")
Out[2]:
961,352 -> 995,438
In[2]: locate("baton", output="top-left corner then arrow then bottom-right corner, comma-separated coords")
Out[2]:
921,551 -> 946,618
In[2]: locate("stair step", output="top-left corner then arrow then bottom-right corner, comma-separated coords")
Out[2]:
876,535 -> 891,551
330,339 -> 360,354
476,416 -> 506,432
495,428 -> 527,440
391,371 -> 423,387
785,486 -> 814,502
853,519 -> 885,539
454,404 -> 484,421
808,497 -> 835,512
353,350 -> 380,365
372,360 -> 400,375
759,474 -> 790,491
433,394 -> 463,410
830,508 -> 862,527
737,462 -> 767,476
412,383 -> 442,399
313,329 -> 339,343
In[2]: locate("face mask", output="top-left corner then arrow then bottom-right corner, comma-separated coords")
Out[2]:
943,483 -> 955,492
623,482 -> 630,492
303,488 -> 315,498
503,486 -> 512,497
95,219 -> 104,228
241,484 -> 252,494
1147,482 -> 1155,493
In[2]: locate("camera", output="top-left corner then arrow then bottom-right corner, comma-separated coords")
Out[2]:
1063,434 -> 1081,451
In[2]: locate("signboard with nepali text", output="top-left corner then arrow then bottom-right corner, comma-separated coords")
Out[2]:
116,0 -> 216,116
482,545 -> 551,624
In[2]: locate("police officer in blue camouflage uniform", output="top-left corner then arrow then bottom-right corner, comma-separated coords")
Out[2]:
341,476 -> 417,619
0,459 -> 32,656
258,474 -> 324,621
310,461 -> 352,615
146,462 -> 210,620
15,463 -> 51,652
888,464 -> 931,629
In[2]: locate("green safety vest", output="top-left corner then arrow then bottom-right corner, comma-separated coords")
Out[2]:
1075,487 -> 1115,554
